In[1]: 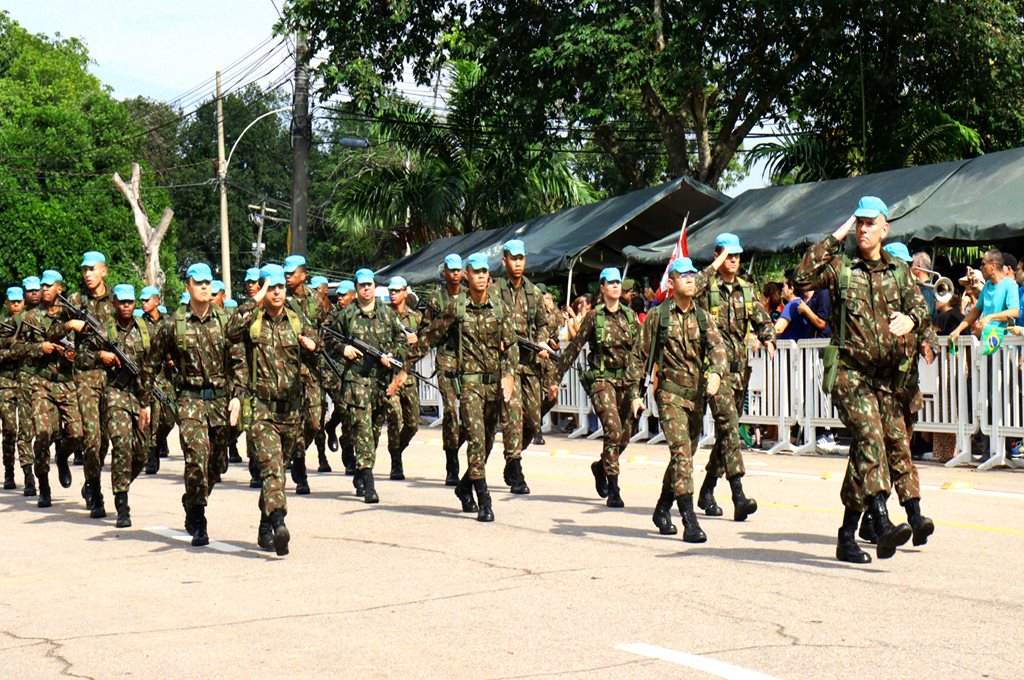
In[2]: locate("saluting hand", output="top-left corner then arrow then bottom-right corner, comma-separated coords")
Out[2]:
832,215 -> 856,241
711,248 -> 730,272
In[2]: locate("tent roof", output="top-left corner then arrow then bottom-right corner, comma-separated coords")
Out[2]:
624,147 -> 1024,264
376,176 -> 728,285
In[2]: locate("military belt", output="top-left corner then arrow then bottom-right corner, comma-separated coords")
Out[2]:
728,361 -> 745,373
841,360 -> 897,381
462,372 -> 500,385
178,386 -> 227,400
583,368 -> 626,382
257,396 -> 302,414
657,378 -> 698,401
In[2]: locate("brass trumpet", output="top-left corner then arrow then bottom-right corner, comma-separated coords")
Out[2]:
914,267 -> 955,304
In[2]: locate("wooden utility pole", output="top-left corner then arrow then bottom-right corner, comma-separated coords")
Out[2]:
216,71 -> 232,297
113,163 -> 173,287
290,29 -> 311,256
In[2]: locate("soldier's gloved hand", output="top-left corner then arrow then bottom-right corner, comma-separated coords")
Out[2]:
228,397 -> 241,427
631,398 -> 645,419
706,373 -> 722,397
387,370 -> 408,397
343,345 -> 362,361
98,350 -> 121,368
501,375 -> 515,402
298,335 -> 316,352
139,406 -> 151,432
888,312 -> 915,337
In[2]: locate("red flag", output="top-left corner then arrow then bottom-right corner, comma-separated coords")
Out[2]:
655,216 -> 689,303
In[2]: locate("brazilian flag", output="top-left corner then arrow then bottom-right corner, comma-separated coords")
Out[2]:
981,323 -> 1006,356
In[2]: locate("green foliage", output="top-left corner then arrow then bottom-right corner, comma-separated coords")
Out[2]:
0,12 -> 176,293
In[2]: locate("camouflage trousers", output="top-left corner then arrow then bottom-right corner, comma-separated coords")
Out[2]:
17,376 -> 36,467
502,369 -> 542,460
151,377 -> 176,447
32,379 -> 83,479
656,388 -> 704,497
387,382 -> 419,454
852,381 -> 922,504
105,388 -> 146,494
250,403 -> 301,516
345,388 -> 387,470
437,369 -> 463,452
76,369 -> 109,483
706,369 -> 746,480
0,384 -> 16,469
177,396 -> 229,509
300,370 -> 323,455
833,367 -> 907,511
462,383 -> 502,481
588,380 -> 634,476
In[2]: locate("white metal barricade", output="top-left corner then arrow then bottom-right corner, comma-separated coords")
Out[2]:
792,339 -> 843,455
912,336 -> 979,467
415,351 -> 444,427
543,365 -> 592,438
974,335 -> 1024,470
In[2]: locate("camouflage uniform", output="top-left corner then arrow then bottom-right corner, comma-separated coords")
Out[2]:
407,289 -> 518,520
328,300 -> 406,475
0,327 -> 17,480
153,304 -> 244,513
694,267 -> 776,481
794,236 -> 930,511
556,304 -> 640,478
102,316 -> 155,495
322,304 -> 354,469
426,285 -> 465,468
18,307 -> 83,487
628,301 -> 728,498
232,300 -> 317,523
386,307 -> 421,467
494,276 -> 553,490
287,288 -> 324,456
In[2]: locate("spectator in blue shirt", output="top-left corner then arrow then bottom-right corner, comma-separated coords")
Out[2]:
774,278 -> 826,341
807,288 -> 832,338
949,249 -> 1020,341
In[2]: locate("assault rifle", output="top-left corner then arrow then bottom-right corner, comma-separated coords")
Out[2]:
516,334 -> 561,359
321,325 -> 437,387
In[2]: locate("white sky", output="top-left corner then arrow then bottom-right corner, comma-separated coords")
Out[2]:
4,0 -> 768,195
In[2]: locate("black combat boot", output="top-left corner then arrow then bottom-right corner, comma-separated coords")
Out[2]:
508,459 -> 530,495
114,491 -> 131,528
652,485 -> 678,535
676,494 -> 707,543
454,472 -> 478,513
591,460 -> 609,498
317,437 -> 332,473
326,425 -> 339,452
867,493 -> 912,559
697,472 -> 724,517
157,435 -> 169,457
606,475 -> 624,508
353,468 -> 366,497
248,456 -> 261,488
228,441 -> 242,464
503,459 -> 513,487
362,468 -> 379,504
257,515 -> 274,551
836,508 -> 872,564
56,443 -> 73,487
89,479 -> 106,519
389,448 -> 405,480
73,449 -> 84,466
22,465 -> 35,497
858,512 -> 878,544
342,446 -> 357,475
269,509 -> 290,556
183,498 -> 197,536
903,498 -> 934,547
3,464 -> 15,489
81,480 -> 93,509
474,478 -> 494,522
728,475 -> 757,522
444,449 -> 459,486
144,446 -> 159,475
37,472 -> 52,508
291,456 -> 310,495
191,505 -> 209,547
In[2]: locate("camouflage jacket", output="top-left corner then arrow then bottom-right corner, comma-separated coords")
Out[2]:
556,303 -> 638,385
52,286 -> 116,372
104,316 -> 156,410
230,300 -> 318,408
328,300 -> 406,404
627,300 -> 729,406
153,303 -> 245,425
287,286 -> 327,381
408,290 -> 519,401
12,306 -> 76,384
694,267 -> 776,364
425,284 -> 463,366
141,311 -> 175,390
392,306 -> 422,390
794,235 -> 931,373
0,313 -> 18,388
493,276 -> 551,372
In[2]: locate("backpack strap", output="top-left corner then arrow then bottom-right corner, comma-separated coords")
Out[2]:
174,307 -> 188,353
837,256 -> 851,351
135,317 -> 151,350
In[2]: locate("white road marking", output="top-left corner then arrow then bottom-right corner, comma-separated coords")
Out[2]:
616,642 -> 781,680
144,525 -> 244,553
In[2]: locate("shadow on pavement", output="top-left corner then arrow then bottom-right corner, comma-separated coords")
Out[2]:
657,545 -> 885,572
739,531 -> 838,546
85,524 -> 281,561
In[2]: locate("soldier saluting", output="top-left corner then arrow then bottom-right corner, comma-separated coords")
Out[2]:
794,196 -> 930,564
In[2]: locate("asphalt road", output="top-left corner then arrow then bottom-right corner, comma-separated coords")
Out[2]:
1,429 -> 1021,679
